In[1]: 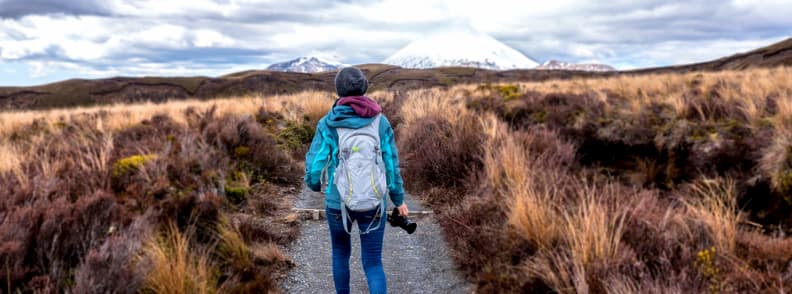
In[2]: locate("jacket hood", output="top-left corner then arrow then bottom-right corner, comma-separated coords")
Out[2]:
337,96 -> 381,118
325,103 -> 376,129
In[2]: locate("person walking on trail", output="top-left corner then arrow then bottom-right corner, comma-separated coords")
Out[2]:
304,66 -> 408,294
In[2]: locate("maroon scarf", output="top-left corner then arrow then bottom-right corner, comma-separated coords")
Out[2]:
337,96 -> 382,118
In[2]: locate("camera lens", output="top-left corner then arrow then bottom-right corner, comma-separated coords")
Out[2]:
404,221 -> 417,234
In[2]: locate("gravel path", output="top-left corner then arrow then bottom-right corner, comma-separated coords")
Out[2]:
281,189 -> 471,293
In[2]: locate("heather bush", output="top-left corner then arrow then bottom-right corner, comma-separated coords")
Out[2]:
202,113 -> 298,184
73,217 -> 151,294
0,103 -> 301,292
398,113 -> 485,196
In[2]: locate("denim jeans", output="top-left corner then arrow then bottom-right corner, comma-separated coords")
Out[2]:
326,207 -> 387,294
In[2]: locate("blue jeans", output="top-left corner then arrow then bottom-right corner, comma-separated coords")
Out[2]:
326,207 -> 387,294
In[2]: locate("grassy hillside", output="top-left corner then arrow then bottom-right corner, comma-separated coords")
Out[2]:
2,37 -> 790,111
0,64 -> 609,110
1,66 -> 792,292
631,37 -> 792,73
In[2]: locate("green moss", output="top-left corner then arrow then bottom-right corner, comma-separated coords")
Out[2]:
758,118 -> 774,129
53,121 -> 68,129
112,154 -> 157,177
664,149 -> 681,189
775,147 -> 792,205
532,110 -> 548,123
497,84 -> 521,102
778,171 -> 792,204
230,170 -> 247,182
234,146 -> 251,157
224,185 -> 248,204
277,123 -> 314,151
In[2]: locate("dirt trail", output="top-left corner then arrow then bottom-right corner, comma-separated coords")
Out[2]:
281,188 -> 471,293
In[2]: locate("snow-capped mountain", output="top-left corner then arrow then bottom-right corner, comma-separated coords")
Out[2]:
267,57 -> 346,73
383,29 -> 539,70
535,60 -> 615,72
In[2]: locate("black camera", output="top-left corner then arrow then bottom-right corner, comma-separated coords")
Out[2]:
387,207 -> 417,234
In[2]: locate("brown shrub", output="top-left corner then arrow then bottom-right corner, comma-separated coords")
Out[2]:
0,105 -> 301,292
398,113 -> 485,196
0,190 -> 130,290
73,218 -> 152,294
436,190 -> 535,292
202,113 -> 298,184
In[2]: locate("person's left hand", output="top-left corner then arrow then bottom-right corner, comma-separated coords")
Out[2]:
397,203 -> 409,216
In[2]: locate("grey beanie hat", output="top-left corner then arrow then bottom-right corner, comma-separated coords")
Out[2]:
334,67 -> 368,97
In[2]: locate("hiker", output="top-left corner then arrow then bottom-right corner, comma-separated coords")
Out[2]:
304,67 -> 408,294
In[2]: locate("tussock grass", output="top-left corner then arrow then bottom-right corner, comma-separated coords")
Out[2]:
142,223 -> 218,294
563,185 -> 626,266
684,177 -> 742,254
508,183 -> 561,250
486,131 -> 563,249
399,88 -> 470,131
0,92 -> 337,139
216,219 -> 253,271
259,91 -> 336,123
0,141 -> 24,183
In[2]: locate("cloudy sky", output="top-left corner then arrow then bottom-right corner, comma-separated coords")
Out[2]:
0,0 -> 790,86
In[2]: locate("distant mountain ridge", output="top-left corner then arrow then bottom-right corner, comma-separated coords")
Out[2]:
1,38 -> 790,110
383,28 -> 539,70
536,60 -> 615,72
631,37 -> 792,73
266,57 -> 345,73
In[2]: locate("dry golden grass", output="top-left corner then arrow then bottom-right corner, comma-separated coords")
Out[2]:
250,242 -> 290,265
602,275 -> 684,294
216,219 -> 253,271
0,141 -> 22,173
525,251 -> 589,294
142,223 -> 218,294
496,139 -> 563,248
684,177 -> 742,253
759,127 -> 792,192
449,66 -> 792,126
509,183 -> 562,250
482,125 -> 563,249
563,185 -> 626,266
0,91 -> 338,140
519,68 -> 791,102
259,91 -> 335,123
399,88 -> 470,131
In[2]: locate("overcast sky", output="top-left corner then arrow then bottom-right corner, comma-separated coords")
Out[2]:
0,0 -> 790,86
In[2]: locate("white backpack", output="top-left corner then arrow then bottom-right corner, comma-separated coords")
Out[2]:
333,114 -> 388,234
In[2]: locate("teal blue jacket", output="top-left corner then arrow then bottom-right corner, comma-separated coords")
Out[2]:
304,104 -> 405,210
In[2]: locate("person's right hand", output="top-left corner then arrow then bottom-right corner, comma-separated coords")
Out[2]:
397,203 -> 409,216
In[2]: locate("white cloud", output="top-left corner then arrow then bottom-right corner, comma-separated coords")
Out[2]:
193,30 -> 235,47
0,0 -> 789,84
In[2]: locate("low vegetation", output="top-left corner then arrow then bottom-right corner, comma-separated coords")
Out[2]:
0,92 -> 335,292
1,66 -> 791,292
397,67 -> 792,292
